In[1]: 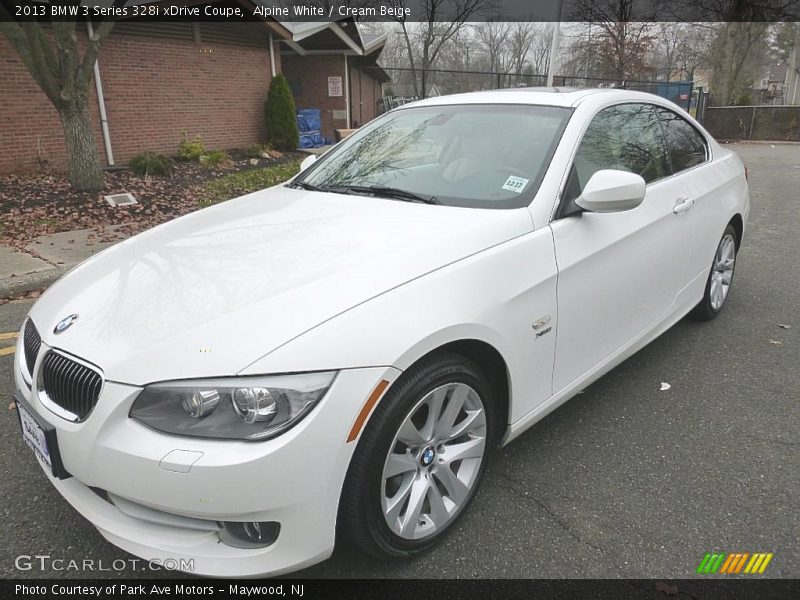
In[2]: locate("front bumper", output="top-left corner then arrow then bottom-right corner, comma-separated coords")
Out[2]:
13,344 -> 398,577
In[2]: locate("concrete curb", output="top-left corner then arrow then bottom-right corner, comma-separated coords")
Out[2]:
0,227 -> 123,300
0,267 -> 67,299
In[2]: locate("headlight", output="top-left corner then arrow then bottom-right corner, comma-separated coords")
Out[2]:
130,372 -> 336,441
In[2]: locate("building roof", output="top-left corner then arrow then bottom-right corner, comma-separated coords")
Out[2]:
771,63 -> 788,82
276,19 -> 389,82
360,32 -> 383,45
278,19 -> 388,57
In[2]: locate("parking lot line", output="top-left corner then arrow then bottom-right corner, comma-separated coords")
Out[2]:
0,346 -> 16,356
0,332 -> 19,340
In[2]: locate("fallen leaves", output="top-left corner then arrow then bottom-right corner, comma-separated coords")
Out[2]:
0,154 -> 303,252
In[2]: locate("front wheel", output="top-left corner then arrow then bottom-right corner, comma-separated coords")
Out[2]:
339,352 -> 496,557
691,224 -> 738,321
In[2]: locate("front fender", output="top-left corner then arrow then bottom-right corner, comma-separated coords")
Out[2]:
239,228 -> 559,424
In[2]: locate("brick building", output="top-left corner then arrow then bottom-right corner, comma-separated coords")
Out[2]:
280,20 -> 389,141
0,13 -> 387,175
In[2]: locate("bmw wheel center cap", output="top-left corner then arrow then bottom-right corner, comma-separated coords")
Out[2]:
420,446 -> 435,467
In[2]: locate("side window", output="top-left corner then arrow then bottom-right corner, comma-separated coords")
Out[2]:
564,103 -> 669,204
655,107 -> 708,173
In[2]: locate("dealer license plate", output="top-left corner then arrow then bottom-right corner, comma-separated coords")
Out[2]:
17,400 -> 53,471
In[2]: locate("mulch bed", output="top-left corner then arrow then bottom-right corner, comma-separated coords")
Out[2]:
0,151 -> 303,253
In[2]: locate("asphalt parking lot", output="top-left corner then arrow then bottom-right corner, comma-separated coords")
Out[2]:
0,143 -> 797,579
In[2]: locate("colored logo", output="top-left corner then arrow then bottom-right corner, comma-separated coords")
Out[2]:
696,552 -> 773,575
420,446 -> 435,467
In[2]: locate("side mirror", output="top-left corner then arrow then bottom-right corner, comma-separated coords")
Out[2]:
299,154 -> 317,173
575,169 -> 646,213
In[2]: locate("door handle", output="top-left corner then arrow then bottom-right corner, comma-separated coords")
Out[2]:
673,197 -> 694,214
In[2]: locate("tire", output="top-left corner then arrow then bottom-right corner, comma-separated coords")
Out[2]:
339,352 -> 496,558
691,224 -> 738,321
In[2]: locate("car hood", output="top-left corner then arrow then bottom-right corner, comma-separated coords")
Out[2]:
29,187 -> 531,385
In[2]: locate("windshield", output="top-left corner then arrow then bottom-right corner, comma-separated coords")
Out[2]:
294,104 -> 573,209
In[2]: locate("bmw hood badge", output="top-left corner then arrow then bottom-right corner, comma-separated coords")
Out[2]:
54,314 -> 79,334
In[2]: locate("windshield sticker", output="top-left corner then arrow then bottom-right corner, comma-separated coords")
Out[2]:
502,175 -> 529,194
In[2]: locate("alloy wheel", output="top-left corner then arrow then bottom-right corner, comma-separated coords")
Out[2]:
381,382 -> 487,540
710,233 -> 736,311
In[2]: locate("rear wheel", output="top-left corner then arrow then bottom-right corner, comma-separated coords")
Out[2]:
340,352 -> 495,557
691,224 -> 737,321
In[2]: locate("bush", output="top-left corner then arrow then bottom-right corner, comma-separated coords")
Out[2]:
178,135 -> 206,161
264,145 -> 284,159
199,150 -> 233,170
264,74 -> 299,151
244,143 -> 269,158
129,152 -> 173,177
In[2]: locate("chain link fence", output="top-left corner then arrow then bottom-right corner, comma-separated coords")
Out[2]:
368,67 -> 696,117
703,105 -> 800,141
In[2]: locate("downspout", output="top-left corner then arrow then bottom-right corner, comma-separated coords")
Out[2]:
86,19 -> 114,166
344,55 -> 351,129
269,32 -> 276,77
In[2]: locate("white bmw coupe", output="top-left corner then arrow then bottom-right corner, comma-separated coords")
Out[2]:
13,88 -> 749,577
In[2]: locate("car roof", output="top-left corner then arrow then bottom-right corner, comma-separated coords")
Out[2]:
400,87 -> 668,109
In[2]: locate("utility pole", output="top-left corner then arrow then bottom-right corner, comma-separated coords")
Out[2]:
585,23 -> 592,80
584,0 -> 593,80
547,0 -> 564,87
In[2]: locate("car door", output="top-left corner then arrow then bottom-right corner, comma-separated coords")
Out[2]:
549,102 -> 686,393
653,106 -> 717,299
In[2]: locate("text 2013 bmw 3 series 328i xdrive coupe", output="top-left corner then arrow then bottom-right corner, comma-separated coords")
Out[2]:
12,88 -> 749,577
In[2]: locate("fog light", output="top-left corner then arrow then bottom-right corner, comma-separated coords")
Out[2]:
181,390 -> 219,418
218,521 -> 280,549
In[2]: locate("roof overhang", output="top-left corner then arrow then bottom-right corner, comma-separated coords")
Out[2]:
361,32 -> 389,55
279,19 -> 386,57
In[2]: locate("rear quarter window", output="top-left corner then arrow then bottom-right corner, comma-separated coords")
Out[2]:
656,107 -> 708,173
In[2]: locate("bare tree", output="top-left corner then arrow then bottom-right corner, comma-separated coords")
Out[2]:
654,23 -> 684,82
662,0 -> 797,104
568,0 -> 656,81
428,26 -> 478,93
436,26 -> 473,71
708,22 -> 769,104
393,0 -> 487,97
475,20 -> 512,73
677,23 -> 714,81
507,21 -> 536,75
647,23 -> 712,82
0,13 -> 115,190
529,23 -> 554,75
